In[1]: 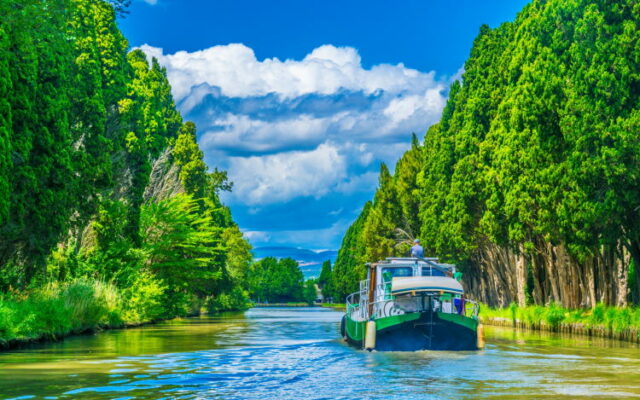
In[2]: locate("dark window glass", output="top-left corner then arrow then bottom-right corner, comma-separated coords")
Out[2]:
421,267 -> 446,277
382,267 -> 414,279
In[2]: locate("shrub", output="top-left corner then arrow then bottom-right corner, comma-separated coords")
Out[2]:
120,271 -> 166,323
205,286 -> 251,313
0,279 -> 124,343
544,303 -> 565,330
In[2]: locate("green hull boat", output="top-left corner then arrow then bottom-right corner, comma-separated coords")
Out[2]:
341,257 -> 481,351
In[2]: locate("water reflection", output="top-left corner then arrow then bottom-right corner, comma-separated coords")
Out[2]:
0,308 -> 639,399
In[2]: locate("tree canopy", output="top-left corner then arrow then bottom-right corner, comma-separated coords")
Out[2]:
334,0 -> 640,307
0,0 -> 253,318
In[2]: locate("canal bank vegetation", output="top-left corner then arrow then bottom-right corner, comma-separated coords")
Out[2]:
0,0 -> 254,347
246,257 -> 317,305
481,303 -> 640,343
332,0 -> 640,313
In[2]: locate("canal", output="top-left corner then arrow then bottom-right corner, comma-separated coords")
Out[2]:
1,307 -> 639,399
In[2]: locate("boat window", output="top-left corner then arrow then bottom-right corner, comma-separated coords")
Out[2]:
382,267 -> 413,279
421,267 -> 446,277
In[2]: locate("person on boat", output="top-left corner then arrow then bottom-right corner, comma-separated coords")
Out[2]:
411,239 -> 424,258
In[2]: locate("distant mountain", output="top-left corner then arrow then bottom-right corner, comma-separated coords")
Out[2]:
252,246 -> 338,278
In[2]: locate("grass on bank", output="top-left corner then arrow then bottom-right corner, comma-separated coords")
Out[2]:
0,280 -> 123,344
481,302 -> 640,333
0,279 -> 251,346
250,302 -> 346,308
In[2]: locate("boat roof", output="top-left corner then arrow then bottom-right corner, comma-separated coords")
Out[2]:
391,276 -> 464,295
371,257 -> 456,272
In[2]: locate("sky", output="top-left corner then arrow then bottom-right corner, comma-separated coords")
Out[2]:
119,0 -> 530,251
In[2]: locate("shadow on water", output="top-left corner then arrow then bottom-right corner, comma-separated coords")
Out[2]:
0,307 -> 639,399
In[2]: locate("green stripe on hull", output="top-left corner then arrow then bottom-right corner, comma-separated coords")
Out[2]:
437,312 -> 478,331
346,312 -> 422,341
375,312 -> 421,330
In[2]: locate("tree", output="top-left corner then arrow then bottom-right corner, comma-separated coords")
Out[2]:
338,0 -> 640,307
303,279 -> 317,305
247,257 -> 305,303
317,260 -> 335,301
140,194 -> 226,314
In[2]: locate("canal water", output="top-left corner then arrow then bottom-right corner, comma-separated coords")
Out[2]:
1,307 -> 639,399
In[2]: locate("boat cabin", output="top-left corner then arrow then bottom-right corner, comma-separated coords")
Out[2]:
348,257 -> 471,321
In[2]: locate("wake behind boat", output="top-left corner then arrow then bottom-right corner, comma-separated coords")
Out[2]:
341,257 -> 482,351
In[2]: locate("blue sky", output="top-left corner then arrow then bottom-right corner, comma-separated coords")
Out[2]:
119,0 -> 529,250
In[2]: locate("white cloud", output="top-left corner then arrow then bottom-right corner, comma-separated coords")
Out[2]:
200,113 -> 329,154
227,143 -> 347,205
139,43 -> 442,102
258,219 -> 355,249
242,230 -> 271,242
141,43 -> 448,209
335,171 -> 380,194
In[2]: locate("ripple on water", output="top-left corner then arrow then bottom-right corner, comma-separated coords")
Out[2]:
1,308 -> 640,399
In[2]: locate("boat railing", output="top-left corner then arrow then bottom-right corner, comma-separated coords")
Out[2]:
345,279 -> 369,321
371,298 -> 405,319
349,294 -> 480,321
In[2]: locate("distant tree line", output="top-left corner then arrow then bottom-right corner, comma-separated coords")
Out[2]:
247,257 -> 316,304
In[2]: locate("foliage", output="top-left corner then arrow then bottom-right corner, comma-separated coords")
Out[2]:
140,194 -> 226,297
336,0 -> 640,305
0,0 -> 257,346
332,202 -> 372,300
205,286 -> 251,313
481,303 -> 640,334
0,279 -> 122,343
119,271 -> 166,323
303,279 -> 318,305
247,257 -> 306,303
222,225 -> 253,285
317,260 -> 335,301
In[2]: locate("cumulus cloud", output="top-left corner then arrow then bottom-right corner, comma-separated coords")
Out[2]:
140,43 -> 441,101
140,43 -> 449,248
245,218 -> 356,249
242,230 -> 271,242
227,143 -> 347,205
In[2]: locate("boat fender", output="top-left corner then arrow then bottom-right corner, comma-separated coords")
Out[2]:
477,323 -> 485,349
364,320 -> 376,351
340,315 -> 347,339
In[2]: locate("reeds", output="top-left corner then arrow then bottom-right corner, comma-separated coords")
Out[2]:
0,279 -> 123,346
481,302 -> 640,342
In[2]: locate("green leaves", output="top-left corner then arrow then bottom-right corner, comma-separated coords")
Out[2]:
339,0 -> 640,305
247,257 -> 305,303
0,0 -> 253,315
140,194 -> 226,295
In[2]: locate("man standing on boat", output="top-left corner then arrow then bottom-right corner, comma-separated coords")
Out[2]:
411,239 -> 424,258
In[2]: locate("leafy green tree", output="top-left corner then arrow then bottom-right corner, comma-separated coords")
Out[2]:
340,0 -> 640,307
303,279 -> 317,305
332,202 -> 371,300
222,225 -> 253,286
363,163 -> 401,262
140,194 -> 226,314
317,260 -> 335,301
247,257 -> 305,303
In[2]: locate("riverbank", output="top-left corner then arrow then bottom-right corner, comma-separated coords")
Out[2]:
0,279 -> 249,350
480,303 -> 640,343
252,302 -> 346,310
